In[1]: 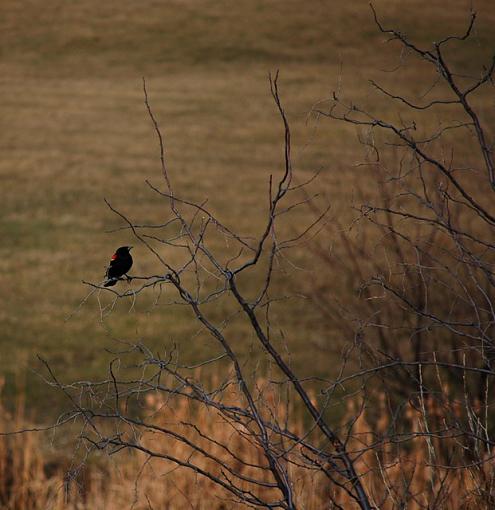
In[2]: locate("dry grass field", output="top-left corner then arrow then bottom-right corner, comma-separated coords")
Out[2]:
1,0 -> 494,412
2,1 -> 495,508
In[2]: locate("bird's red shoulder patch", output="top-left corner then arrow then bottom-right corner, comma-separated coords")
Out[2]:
111,254 -> 117,260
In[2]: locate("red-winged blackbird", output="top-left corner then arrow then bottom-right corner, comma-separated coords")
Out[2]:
104,246 -> 133,287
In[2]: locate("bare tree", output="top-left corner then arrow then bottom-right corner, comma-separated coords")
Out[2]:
308,4 -> 495,506
40,70 -> 375,509
33,6 -> 495,509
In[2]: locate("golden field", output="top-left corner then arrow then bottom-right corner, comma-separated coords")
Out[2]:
1,0 -> 493,409
1,1 -> 495,507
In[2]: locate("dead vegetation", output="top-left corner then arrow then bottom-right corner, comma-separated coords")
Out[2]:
2,376 -> 494,509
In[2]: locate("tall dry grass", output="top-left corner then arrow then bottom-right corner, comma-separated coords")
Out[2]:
1,375 -> 494,509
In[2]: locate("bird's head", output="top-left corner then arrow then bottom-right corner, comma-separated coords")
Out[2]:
116,246 -> 133,255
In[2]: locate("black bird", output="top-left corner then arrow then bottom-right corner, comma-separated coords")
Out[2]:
104,246 -> 133,287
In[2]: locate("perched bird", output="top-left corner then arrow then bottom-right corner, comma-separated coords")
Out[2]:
104,246 -> 133,287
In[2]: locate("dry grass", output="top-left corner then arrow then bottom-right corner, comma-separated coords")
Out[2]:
1,375 -> 494,509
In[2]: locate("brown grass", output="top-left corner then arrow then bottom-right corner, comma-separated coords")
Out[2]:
1,376 -> 494,509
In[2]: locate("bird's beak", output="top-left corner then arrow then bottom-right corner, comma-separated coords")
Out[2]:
128,246 -> 133,251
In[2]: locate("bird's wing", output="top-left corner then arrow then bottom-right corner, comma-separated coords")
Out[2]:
105,258 -> 116,279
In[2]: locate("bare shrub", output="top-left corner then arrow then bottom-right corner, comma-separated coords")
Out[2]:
309,4 -> 495,506
9,6 -> 494,510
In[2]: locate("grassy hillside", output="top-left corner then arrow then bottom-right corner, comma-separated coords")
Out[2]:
1,0 -> 494,413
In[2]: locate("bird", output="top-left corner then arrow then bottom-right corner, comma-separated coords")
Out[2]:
104,246 -> 133,287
